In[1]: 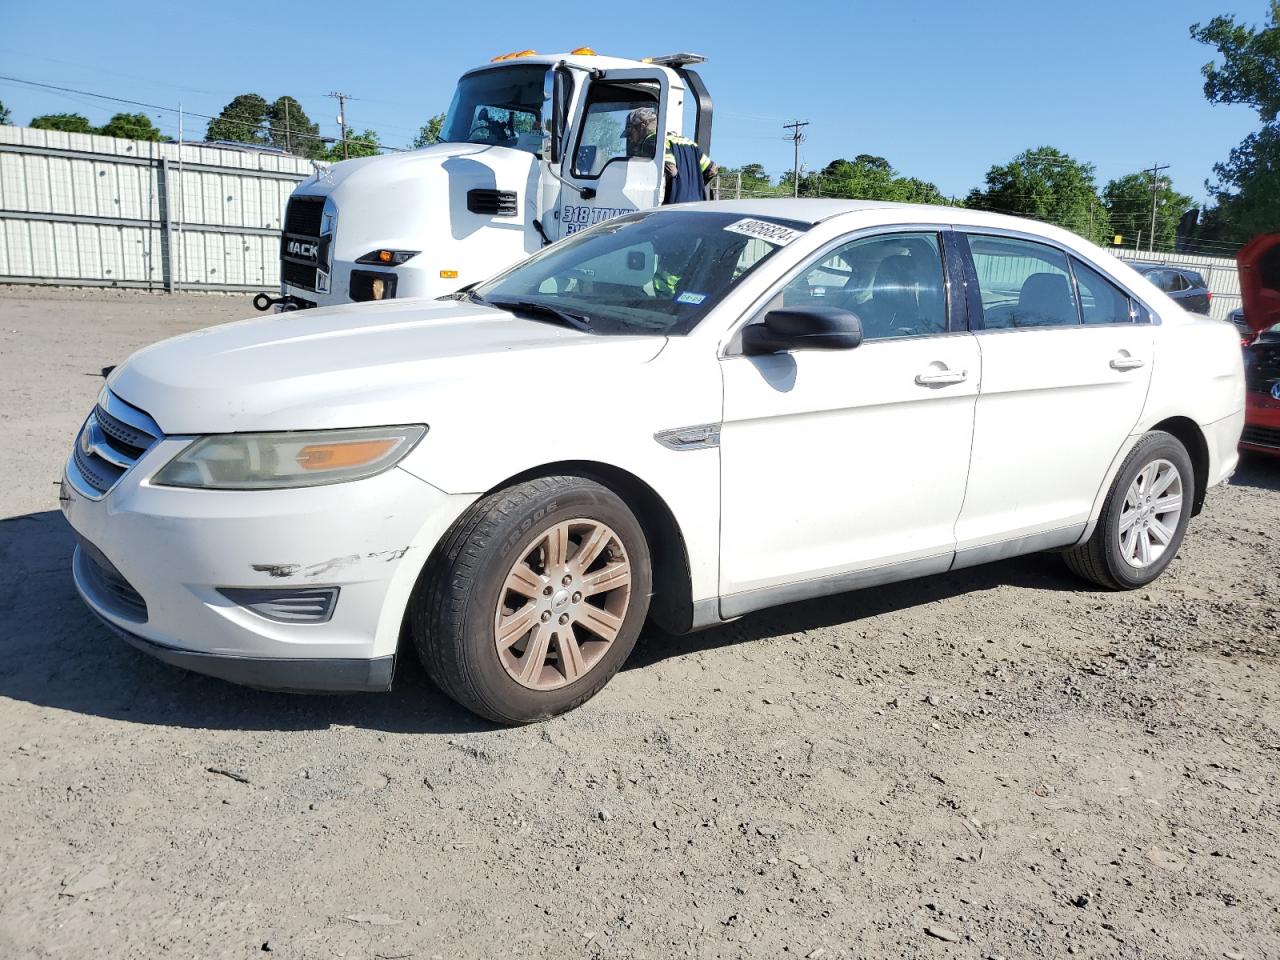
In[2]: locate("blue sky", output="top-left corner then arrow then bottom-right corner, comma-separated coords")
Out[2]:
0,0 -> 1267,204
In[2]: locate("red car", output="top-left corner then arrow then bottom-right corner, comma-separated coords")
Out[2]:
1237,235 -> 1280,456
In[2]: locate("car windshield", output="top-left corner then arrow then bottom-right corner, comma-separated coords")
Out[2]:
472,210 -> 808,335
439,65 -> 546,154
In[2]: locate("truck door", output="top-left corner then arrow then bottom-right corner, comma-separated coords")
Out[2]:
556,69 -> 673,237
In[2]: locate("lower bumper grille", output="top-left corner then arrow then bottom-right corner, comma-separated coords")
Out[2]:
74,541 -> 148,623
1241,424 -> 1280,449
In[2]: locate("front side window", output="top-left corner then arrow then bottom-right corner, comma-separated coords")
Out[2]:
967,235 -> 1079,329
1073,259 -> 1134,325
779,232 -> 948,340
473,210 -> 806,335
572,83 -> 659,177
440,65 -> 546,154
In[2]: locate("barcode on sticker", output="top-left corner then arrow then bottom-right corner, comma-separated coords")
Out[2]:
724,219 -> 803,246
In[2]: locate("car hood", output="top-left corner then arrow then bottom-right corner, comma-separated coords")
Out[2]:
1237,233 -> 1280,337
107,299 -> 667,435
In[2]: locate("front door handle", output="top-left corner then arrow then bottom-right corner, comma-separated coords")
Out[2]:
915,369 -> 968,386
1110,356 -> 1145,371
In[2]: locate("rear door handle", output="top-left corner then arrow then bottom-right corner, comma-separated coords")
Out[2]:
915,369 -> 968,386
1110,356 -> 1145,371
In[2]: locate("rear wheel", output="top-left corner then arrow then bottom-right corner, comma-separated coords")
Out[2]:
412,477 -> 651,723
1064,431 -> 1194,590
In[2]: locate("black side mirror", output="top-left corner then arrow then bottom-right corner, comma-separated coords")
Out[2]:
542,65 -> 571,164
741,307 -> 864,355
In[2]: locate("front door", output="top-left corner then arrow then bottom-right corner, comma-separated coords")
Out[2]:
555,70 -> 670,239
953,233 -> 1156,551
718,229 -> 980,616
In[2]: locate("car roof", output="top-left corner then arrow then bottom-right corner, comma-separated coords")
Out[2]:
659,198 -> 1108,251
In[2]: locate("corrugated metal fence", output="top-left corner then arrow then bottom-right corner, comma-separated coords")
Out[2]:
0,125 -> 313,292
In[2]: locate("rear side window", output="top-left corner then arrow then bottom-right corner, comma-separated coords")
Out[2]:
1072,259 -> 1134,325
966,235 -> 1079,329
1186,271 -> 1206,289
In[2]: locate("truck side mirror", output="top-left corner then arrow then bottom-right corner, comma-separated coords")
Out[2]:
542,65 -> 570,165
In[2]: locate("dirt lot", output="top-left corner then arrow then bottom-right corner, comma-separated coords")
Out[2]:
1,288 -> 1278,960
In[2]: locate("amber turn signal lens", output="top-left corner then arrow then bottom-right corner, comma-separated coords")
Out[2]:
440,269 -> 458,279
296,438 -> 398,470
377,250 -> 393,263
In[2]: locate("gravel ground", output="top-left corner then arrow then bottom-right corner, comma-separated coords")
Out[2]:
1,289 -> 1278,960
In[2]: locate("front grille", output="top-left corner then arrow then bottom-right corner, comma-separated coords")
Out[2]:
467,188 -> 518,217
282,257 -> 317,291
284,195 -> 325,236
75,540 -> 148,623
69,393 -> 163,497
1242,424 -> 1280,449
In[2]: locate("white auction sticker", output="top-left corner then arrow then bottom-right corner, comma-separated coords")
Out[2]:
723,218 -> 803,246
676,291 -> 707,305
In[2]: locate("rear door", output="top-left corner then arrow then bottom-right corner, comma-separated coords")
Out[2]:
953,232 -> 1155,556
556,69 -> 670,239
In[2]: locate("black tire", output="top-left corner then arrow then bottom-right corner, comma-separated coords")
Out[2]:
1064,430 -> 1194,590
411,476 -> 651,724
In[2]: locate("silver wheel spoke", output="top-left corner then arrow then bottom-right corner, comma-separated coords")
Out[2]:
519,623 -> 552,684
1148,518 -> 1175,546
497,605 -> 539,650
1119,509 -> 1139,534
557,631 -> 586,683
571,525 -> 611,575
1154,494 -> 1182,515
544,524 -> 570,569
583,560 -> 631,597
1152,465 -> 1178,496
1135,530 -> 1152,565
578,605 -> 623,643
506,563 -> 545,599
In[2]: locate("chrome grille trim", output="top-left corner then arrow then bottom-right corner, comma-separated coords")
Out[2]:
67,391 -> 164,499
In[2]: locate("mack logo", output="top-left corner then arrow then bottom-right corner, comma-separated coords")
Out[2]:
287,239 -> 318,260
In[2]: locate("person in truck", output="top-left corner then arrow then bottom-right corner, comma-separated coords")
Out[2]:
624,107 -> 718,203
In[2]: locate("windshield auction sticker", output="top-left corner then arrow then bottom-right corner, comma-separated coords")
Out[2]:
723,219 -> 803,246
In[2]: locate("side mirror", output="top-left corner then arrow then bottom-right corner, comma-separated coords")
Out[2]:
541,65 -> 570,164
741,307 -> 864,355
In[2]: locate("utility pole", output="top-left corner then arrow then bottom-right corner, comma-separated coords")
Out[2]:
283,98 -> 291,155
1145,162 -> 1170,252
328,91 -> 353,160
784,120 -> 808,198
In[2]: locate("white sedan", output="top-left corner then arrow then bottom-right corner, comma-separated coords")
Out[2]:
62,200 -> 1246,722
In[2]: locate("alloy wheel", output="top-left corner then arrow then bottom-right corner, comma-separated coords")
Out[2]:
494,518 -> 632,690
1118,458 -> 1184,569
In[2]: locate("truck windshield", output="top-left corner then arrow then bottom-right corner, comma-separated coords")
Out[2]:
439,65 -> 546,154
473,210 -> 809,335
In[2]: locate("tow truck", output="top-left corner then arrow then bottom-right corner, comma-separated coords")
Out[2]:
260,48 -> 713,311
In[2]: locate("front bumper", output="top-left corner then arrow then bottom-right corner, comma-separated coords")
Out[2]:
62,450 -> 474,692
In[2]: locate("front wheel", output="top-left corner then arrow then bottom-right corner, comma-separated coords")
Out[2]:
1064,431 -> 1194,590
412,477 -> 651,724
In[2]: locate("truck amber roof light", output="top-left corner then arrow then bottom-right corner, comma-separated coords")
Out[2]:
490,49 -> 538,62
570,47 -> 597,56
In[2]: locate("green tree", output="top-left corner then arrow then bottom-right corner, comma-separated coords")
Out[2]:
1191,3 -> 1280,122
718,162 -> 776,196
1191,4 -> 1280,244
805,156 -> 948,204
1103,173 -> 1193,250
0,100 -> 11,125
966,146 -> 1111,244
205,93 -> 270,145
99,112 -> 162,141
412,113 -> 446,148
267,96 -> 323,158
326,128 -> 381,161
30,113 -> 95,134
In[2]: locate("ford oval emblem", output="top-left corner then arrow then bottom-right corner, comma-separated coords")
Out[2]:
1272,381 -> 1280,401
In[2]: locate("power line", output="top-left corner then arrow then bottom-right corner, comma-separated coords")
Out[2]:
327,91 -> 355,161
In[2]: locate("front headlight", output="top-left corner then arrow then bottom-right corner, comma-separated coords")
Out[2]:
152,425 -> 427,490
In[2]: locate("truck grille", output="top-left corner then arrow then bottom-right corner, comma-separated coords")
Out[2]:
1242,424 -> 1280,449
69,392 -> 163,498
281,195 -> 326,292
284,195 -> 325,236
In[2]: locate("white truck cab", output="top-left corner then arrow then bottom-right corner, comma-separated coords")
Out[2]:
270,49 -> 714,310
